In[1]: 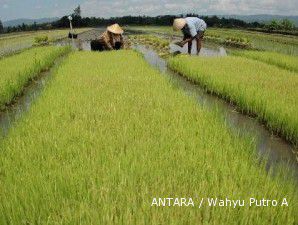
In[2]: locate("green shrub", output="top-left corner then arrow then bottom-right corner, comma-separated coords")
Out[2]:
34,35 -> 49,45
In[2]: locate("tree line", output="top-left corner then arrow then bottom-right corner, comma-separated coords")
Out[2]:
0,9 -> 296,34
0,20 -> 3,33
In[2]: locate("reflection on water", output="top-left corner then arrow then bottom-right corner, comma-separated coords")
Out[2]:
134,44 -> 297,180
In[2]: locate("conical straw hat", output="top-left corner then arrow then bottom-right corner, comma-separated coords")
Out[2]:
107,24 -> 124,34
173,18 -> 186,31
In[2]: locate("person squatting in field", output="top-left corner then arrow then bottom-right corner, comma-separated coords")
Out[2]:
173,17 -> 207,55
91,23 -> 124,51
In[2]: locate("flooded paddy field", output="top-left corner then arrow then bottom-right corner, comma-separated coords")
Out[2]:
57,28 -> 227,57
126,26 -> 298,55
56,28 -> 105,50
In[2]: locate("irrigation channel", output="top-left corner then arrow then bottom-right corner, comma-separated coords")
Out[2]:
0,28 -> 297,181
0,57 -> 66,137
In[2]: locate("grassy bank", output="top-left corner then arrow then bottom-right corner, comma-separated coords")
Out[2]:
232,50 -> 298,72
0,50 -> 296,224
0,46 -> 71,109
168,55 -> 298,145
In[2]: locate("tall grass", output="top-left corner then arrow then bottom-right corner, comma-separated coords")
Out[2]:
233,50 -> 298,72
169,55 -> 298,145
0,51 -> 296,224
0,46 -> 71,109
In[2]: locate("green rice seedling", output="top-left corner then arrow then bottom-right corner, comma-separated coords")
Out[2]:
0,46 -> 71,109
169,55 -> 298,144
0,50 -> 296,224
233,50 -> 298,72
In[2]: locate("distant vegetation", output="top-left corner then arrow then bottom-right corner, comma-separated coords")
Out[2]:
0,20 -> 3,33
0,5 -> 296,35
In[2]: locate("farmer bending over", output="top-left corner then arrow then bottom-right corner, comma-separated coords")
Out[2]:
173,17 -> 207,55
91,24 -> 124,51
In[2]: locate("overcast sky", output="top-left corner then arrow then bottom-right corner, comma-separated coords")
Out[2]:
1,0 -> 297,21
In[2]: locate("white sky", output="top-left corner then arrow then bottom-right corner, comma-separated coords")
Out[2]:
0,0 -> 297,21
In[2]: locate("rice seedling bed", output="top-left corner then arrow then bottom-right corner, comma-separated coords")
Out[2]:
0,50 -> 296,224
0,46 -> 71,110
169,55 -> 298,145
233,50 -> 298,72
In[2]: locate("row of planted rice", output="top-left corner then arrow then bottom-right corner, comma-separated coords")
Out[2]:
0,50 -> 296,224
168,54 -> 298,145
0,46 -> 70,110
232,50 -> 298,72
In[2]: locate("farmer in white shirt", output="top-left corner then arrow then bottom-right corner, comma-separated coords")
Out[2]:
173,17 -> 207,55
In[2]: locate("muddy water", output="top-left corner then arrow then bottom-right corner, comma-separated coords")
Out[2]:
0,58 -> 64,137
133,44 -> 298,179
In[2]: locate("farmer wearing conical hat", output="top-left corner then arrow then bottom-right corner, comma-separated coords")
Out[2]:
91,23 -> 124,51
173,17 -> 207,55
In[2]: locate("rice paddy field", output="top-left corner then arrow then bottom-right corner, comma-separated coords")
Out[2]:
0,50 -> 296,224
207,28 -> 298,55
128,26 -> 298,55
0,28 -> 91,57
0,27 -> 297,224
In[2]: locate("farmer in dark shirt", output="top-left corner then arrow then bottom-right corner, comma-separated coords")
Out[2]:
173,17 -> 207,55
91,24 -> 124,51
